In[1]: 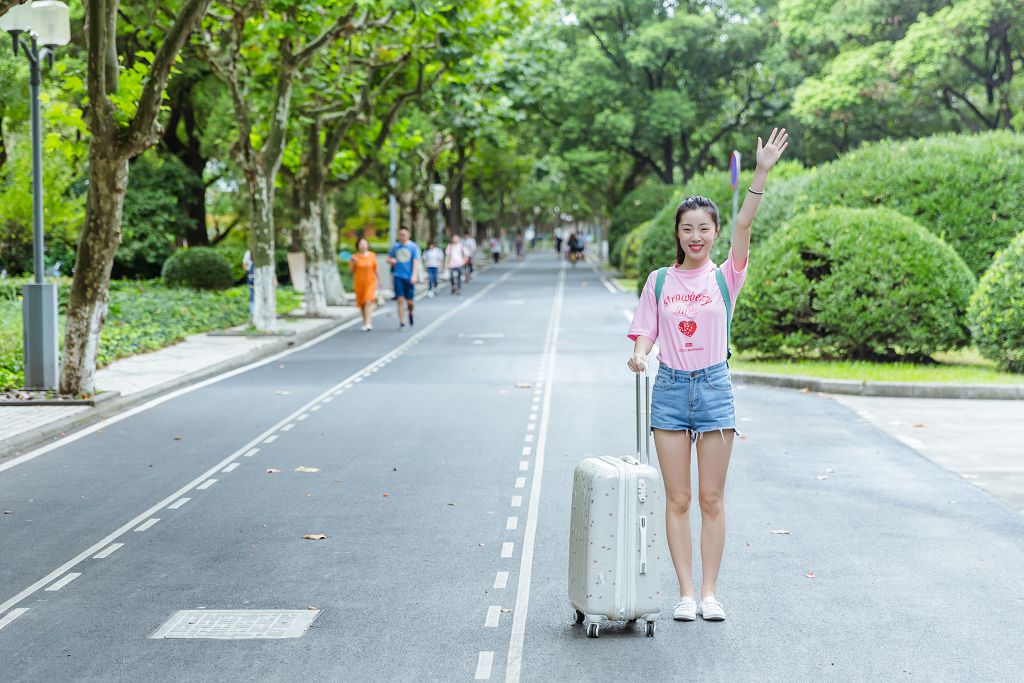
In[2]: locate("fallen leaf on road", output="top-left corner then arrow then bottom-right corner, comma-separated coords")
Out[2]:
275,390 -> 291,396
301,534 -> 327,540
382,492 -> 390,497
307,605 -> 318,610
805,571 -> 816,578
515,383 -> 532,389
800,387 -> 811,393
501,608 -> 511,613
295,467 -> 320,473
769,530 -> 790,535
826,468 -> 834,473
3,510 -> 11,515
816,475 -> 829,480
266,468 -> 282,474
912,423 -> 926,428
174,436 -> 183,441
447,503 -> 457,506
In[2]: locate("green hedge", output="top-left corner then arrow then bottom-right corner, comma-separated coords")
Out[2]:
732,207 -> 976,360
609,180 -> 679,267
745,131 -> 1024,276
968,230 -> 1024,372
617,221 -> 651,279
162,247 -> 234,290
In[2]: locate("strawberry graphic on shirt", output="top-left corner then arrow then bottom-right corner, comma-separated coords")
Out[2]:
678,319 -> 697,336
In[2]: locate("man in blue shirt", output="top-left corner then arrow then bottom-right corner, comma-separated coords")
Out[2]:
387,228 -> 421,328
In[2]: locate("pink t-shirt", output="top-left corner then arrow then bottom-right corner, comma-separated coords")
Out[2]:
627,251 -> 748,371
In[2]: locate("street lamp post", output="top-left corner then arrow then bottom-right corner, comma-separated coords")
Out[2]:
1,1 -> 71,391
429,182 -> 446,246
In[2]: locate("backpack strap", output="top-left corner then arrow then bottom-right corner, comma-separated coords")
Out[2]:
714,267 -> 732,360
654,267 -> 667,303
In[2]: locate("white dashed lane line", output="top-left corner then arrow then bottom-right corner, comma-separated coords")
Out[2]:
474,651 -> 494,680
263,435 -> 279,444
92,543 -> 124,560
485,606 -> 501,628
506,517 -> 519,531
521,447 -> 531,456
44,573 -> 81,592
243,448 -> 260,457
494,572 -> 508,589
501,543 -> 514,558
514,477 -> 526,489
167,498 -> 190,510
280,424 -> 295,432
222,463 -> 240,473
196,479 -> 217,490
134,518 -> 160,532
511,496 -> 522,508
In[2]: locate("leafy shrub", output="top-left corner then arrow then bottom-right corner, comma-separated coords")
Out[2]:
617,221 -> 651,279
744,131 -> 1024,276
609,180 -> 678,266
161,247 -> 233,290
115,153 -> 204,279
732,207 -> 976,360
968,231 -> 1024,372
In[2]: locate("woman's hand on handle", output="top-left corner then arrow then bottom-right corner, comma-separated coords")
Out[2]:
627,336 -> 655,373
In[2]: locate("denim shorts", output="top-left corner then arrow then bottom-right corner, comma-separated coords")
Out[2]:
650,361 -> 739,442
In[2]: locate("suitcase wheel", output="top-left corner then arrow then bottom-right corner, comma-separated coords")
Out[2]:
586,622 -> 600,638
573,609 -> 585,625
645,621 -> 656,637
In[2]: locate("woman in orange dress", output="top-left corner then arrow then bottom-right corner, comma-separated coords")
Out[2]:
348,238 -> 378,331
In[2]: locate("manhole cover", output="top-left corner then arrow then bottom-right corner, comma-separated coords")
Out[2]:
151,609 -> 321,639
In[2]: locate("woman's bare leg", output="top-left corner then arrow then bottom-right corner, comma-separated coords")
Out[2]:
362,302 -> 373,326
653,428 -> 694,597
696,430 -> 734,599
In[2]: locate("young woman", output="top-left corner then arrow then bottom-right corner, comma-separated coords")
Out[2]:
626,128 -> 789,622
348,238 -> 379,331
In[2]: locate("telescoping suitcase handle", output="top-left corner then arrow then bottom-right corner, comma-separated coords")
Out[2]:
635,372 -> 651,464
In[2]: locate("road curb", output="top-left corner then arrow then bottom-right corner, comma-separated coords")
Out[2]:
0,312 -> 360,460
731,371 -> 1024,400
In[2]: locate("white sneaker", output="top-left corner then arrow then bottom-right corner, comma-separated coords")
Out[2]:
360,325 -> 368,331
699,596 -> 726,621
672,596 -> 696,621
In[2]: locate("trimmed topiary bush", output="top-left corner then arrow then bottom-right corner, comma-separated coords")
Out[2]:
732,206 -> 976,360
609,180 -> 679,266
618,220 -> 651,279
968,231 -> 1024,372
161,247 -> 234,290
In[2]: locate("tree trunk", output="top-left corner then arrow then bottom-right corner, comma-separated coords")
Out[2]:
60,150 -> 129,395
249,175 -> 278,330
319,198 -> 346,305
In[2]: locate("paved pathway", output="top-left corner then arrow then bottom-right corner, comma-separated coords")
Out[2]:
1,255 -> 1022,681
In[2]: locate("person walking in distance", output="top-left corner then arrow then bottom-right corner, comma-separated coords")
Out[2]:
515,231 -> 525,260
445,234 -> 469,295
387,228 -> 421,329
626,128 -> 789,623
423,241 -> 443,297
462,232 -> 477,283
348,238 -> 378,331
489,235 -> 501,264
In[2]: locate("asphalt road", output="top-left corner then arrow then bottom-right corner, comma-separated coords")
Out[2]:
1,254 -> 1022,682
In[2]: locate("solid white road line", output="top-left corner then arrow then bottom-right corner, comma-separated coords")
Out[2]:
600,276 -> 618,294
501,543 -> 514,558
196,479 -> 217,490
44,573 -> 81,592
506,267 -> 566,683
243,448 -> 260,457
92,543 -> 124,559
474,651 -> 494,680
222,463 -> 240,473
0,608 -> 28,632
167,497 -> 190,510
0,266 -> 522,621
494,572 -> 509,589
485,605 -> 501,628
511,496 -> 522,508
134,518 -> 160,532
506,517 -> 519,530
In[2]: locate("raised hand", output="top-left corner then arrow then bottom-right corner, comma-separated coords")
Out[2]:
756,127 -> 789,171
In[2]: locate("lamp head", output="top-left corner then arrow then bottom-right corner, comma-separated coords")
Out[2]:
29,1 -> 71,48
0,2 -> 33,34
429,183 -> 446,204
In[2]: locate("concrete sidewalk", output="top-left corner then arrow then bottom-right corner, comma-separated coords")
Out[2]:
0,304 -> 361,459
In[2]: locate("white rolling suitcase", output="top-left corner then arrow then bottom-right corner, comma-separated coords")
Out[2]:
568,374 -> 663,638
